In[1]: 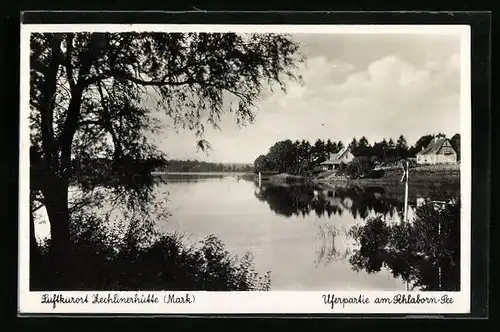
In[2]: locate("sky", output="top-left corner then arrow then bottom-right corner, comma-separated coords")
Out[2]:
149,33 -> 462,164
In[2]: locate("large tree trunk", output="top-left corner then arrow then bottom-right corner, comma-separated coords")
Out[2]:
29,199 -> 42,290
42,178 -> 71,290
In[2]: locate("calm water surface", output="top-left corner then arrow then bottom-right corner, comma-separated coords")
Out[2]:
158,176 -> 460,291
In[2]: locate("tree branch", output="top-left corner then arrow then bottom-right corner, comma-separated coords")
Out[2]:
77,119 -> 101,127
95,72 -> 123,161
82,57 -> 203,88
39,35 -> 63,170
83,70 -> 195,87
57,34 -> 100,180
31,61 -> 49,76
64,34 -> 76,91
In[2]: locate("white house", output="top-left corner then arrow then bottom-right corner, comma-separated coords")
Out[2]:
416,138 -> 457,164
320,147 -> 355,171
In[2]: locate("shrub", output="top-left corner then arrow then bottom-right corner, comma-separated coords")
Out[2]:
344,157 -> 375,179
337,162 -> 348,175
31,215 -> 271,291
364,168 -> 385,179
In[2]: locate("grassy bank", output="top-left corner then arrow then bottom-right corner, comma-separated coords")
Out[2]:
176,163 -> 460,187
315,164 -> 460,185
267,173 -> 316,185
240,173 -> 258,181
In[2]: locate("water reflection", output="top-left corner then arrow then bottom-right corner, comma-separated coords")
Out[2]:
254,181 -> 460,291
254,183 -> 405,220
154,172 -> 246,183
313,222 -> 351,267
348,200 -> 460,291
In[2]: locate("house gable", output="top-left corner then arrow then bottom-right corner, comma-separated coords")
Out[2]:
339,149 -> 354,161
417,138 -> 456,156
322,147 -> 354,166
416,138 -> 457,164
435,139 -> 456,156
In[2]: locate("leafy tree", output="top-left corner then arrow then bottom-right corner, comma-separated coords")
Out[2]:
30,32 -> 303,285
450,133 -> 461,161
254,154 -> 273,173
387,138 -> 396,158
348,137 -> 358,156
396,134 -> 408,159
371,141 -> 384,162
343,157 -> 375,179
357,136 -> 370,157
325,139 -> 334,155
297,140 -> 312,164
414,134 -> 435,153
358,136 -> 369,147
336,140 -> 344,152
387,138 -> 396,150
381,138 -> 388,148
290,140 -> 314,175
407,146 -> 418,158
267,140 -> 298,173
312,139 -> 327,164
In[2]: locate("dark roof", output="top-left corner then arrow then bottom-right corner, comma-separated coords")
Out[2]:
417,138 -> 454,156
321,147 -> 351,165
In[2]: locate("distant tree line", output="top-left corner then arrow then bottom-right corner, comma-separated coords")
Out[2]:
254,133 -> 460,177
35,155 -> 168,191
156,159 -> 254,173
49,157 -> 254,189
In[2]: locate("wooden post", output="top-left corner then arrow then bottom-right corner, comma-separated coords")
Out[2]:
403,161 -> 409,223
438,212 -> 442,290
403,160 -> 410,292
258,172 -> 262,188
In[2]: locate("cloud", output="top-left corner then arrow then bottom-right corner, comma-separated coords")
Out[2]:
153,34 -> 462,163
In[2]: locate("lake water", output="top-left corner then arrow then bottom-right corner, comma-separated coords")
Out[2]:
157,175 -> 460,291
32,172 -> 460,291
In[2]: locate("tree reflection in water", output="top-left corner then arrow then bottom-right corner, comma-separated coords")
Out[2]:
254,184 -> 403,220
349,198 -> 460,291
254,182 -> 460,291
313,222 -> 351,267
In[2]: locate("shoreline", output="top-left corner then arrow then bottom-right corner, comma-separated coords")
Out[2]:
312,176 -> 460,188
151,165 -> 460,187
264,164 -> 460,187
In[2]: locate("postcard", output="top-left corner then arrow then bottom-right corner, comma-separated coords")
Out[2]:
19,22 -> 471,315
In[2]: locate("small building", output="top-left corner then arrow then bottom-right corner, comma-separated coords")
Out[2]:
416,138 -> 457,165
321,147 -> 355,171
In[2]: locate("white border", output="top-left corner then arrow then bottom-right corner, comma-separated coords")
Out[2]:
18,24 -> 472,315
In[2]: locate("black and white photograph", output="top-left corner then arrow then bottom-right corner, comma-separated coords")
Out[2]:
19,23 -> 472,314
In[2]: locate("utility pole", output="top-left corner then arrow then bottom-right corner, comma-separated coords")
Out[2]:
401,160 -> 409,223
438,214 -> 442,290
401,160 -> 410,291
